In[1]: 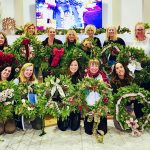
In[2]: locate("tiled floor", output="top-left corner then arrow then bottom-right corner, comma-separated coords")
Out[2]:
0,120 -> 149,150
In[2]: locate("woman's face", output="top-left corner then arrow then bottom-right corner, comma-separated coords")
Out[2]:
89,63 -> 99,74
135,25 -> 145,38
115,63 -> 125,78
0,34 -> 5,46
27,25 -> 35,35
48,28 -> 56,38
24,66 -> 33,79
1,67 -> 12,80
68,31 -> 76,42
108,27 -> 116,38
69,60 -> 79,74
87,29 -> 94,37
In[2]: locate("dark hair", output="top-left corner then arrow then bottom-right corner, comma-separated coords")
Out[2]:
111,62 -> 133,86
0,65 -> 15,81
0,32 -> 8,47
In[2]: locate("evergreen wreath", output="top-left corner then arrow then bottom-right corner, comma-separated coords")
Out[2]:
4,35 -> 45,69
116,46 -> 147,66
100,43 -> 123,75
42,44 -> 65,76
44,75 -> 75,120
74,77 -> 113,143
0,81 -> 15,122
112,84 -> 150,136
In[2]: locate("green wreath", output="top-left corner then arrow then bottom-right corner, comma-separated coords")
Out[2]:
0,81 -> 15,121
44,75 -> 75,120
117,46 -> 147,66
112,84 -> 150,136
43,44 -> 65,76
100,43 -> 123,75
4,35 -> 45,69
74,77 -> 113,143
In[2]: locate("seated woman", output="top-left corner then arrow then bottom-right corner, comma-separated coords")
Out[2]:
0,32 -> 9,51
111,62 -> 144,130
57,59 -> 82,131
24,22 -> 37,36
14,63 -> 41,130
64,30 -> 80,52
0,63 -> 16,134
84,59 -> 109,135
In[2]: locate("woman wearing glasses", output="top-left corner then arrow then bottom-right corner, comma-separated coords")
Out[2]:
132,22 -> 150,58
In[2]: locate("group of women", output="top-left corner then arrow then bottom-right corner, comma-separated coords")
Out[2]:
0,22 -> 149,136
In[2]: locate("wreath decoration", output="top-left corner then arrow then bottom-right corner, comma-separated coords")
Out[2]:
0,81 -> 15,122
74,77 -> 113,143
43,44 -> 65,76
100,43 -> 123,76
44,75 -> 75,120
117,46 -> 147,66
81,38 -> 102,59
112,84 -> 150,136
4,35 -> 45,69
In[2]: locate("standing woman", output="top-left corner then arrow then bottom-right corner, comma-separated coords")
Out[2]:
132,22 -> 150,58
0,32 -> 9,51
42,27 -> 63,46
64,30 -> 80,52
83,24 -> 101,48
57,59 -> 82,131
103,26 -> 125,47
24,22 -> 37,36
84,59 -> 109,135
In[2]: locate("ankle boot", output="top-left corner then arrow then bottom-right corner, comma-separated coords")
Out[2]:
4,119 -> 16,134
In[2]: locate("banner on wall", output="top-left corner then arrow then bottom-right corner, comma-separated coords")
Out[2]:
36,0 -> 102,30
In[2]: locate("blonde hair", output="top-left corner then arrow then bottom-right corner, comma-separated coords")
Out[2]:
106,26 -> 117,41
19,63 -> 36,83
88,59 -> 100,67
65,30 -> 78,45
47,27 -> 56,33
85,24 -> 96,34
135,22 -> 146,40
24,22 -> 37,35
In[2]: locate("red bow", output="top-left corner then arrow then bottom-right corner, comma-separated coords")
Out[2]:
21,38 -> 31,61
51,47 -> 64,67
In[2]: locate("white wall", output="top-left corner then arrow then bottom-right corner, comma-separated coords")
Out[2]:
121,0 -> 143,30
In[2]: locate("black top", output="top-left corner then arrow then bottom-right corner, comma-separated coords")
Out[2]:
71,71 -> 82,84
103,37 -> 125,47
0,45 -> 4,51
42,37 -> 63,46
92,37 -> 102,48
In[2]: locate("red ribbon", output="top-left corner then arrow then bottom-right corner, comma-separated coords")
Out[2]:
51,47 -> 64,67
21,38 -> 30,61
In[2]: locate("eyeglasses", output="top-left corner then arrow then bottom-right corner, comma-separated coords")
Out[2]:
136,29 -> 145,31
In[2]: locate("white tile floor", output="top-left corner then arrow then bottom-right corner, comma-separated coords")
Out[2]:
0,120 -> 149,150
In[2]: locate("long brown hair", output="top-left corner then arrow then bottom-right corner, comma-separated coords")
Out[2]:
0,32 -> 8,47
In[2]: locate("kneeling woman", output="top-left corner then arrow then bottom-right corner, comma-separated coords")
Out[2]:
57,60 -> 82,131
0,64 -> 16,134
84,59 -> 109,135
14,63 -> 41,130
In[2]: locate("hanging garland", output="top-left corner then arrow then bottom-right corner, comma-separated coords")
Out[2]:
4,35 -> 45,69
0,81 -> 15,122
44,75 -> 75,120
74,77 -> 113,143
112,84 -> 150,136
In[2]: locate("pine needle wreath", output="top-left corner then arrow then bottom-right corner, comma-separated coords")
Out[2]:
44,75 -> 75,120
4,35 -> 45,69
0,81 -> 15,121
111,84 -> 150,136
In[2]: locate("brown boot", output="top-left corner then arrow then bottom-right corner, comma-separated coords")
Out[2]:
0,121 -> 4,135
4,119 -> 16,134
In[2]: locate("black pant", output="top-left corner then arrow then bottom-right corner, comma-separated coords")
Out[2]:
57,112 -> 81,131
84,116 -> 107,135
